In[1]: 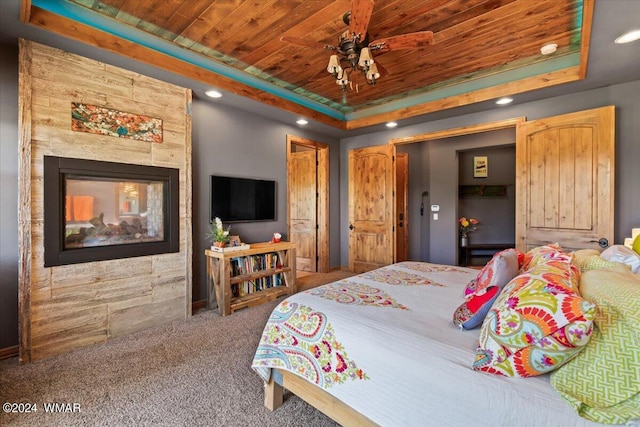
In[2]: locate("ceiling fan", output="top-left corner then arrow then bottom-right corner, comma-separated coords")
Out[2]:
281,0 -> 434,93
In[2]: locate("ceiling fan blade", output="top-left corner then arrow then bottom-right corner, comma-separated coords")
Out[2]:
369,31 -> 434,52
374,60 -> 389,77
349,0 -> 374,38
280,36 -> 336,51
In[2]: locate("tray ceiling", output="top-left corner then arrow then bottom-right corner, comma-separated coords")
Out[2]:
22,0 -> 591,130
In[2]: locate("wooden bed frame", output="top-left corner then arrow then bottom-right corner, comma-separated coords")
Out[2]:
265,368 -> 377,426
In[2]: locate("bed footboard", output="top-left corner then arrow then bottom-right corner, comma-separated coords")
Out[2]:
264,368 -> 377,426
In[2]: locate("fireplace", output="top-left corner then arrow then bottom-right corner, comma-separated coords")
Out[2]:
44,156 -> 180,267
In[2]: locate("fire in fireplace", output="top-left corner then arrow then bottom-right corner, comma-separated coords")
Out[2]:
44,156 -> 179,267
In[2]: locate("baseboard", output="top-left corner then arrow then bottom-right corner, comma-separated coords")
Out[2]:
0,345 -> 18,360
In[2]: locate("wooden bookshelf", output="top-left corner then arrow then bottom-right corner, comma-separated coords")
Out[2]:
205,241 -> 297,316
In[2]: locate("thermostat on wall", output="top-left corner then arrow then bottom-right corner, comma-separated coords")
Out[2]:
431,205 -> 440,212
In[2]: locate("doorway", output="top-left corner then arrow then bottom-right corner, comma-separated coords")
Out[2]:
395,152 -> 409,262
287,135 -> 329,273
457,145 -> 516,266
389,118 -> 524,265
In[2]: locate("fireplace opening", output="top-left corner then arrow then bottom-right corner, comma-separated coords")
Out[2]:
44,156 -> 179,267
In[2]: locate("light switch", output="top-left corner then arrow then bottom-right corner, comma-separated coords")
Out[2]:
433,213 -> 439,220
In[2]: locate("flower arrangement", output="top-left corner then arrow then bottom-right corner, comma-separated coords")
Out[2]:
207,217 -> 231,246
458,217 -> 479,237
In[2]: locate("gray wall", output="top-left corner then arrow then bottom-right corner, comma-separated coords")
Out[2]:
191,99 -> 341,303
0,41 -> 19,349
340,81 -> 640,266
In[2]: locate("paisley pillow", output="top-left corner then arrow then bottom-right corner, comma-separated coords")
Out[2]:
473,259 -> 595,377
464,248 -> 520,297
521,243 -> 572,272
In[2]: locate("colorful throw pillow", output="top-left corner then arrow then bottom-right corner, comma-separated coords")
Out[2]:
473,260 -> 595,377
550,267 -> 640,424
463,248 -> 521,297
453,286 -> 500,330
521,243 -> 572,272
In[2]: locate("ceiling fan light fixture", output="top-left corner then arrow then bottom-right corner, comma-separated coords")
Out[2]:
496,97 -> 513,105
358,47 -> 374,67
327,55 -> 342,75
615,29 -> 640,44
336,68 -> 349,87
366,63 -> 380,84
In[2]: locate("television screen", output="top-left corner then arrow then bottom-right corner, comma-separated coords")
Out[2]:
210,175 -> 276,223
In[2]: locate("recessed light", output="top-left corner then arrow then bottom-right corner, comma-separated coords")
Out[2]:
205,90 -> 222,98
615,29 -> 640,44
296,119 -> 308,125
496,97 -> 513,105
540,43 -> 558,55
386,121 -> 398,128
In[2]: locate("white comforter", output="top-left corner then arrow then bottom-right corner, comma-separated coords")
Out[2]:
252,262 -> 608,427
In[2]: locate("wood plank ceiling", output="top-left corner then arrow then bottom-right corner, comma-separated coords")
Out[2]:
21,0 -> 591,130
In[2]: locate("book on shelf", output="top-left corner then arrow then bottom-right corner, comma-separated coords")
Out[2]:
229,252 -> 284,298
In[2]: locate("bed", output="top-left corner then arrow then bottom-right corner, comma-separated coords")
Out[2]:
251,250 -> 640,426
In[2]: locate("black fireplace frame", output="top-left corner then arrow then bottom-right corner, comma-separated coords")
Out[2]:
44,156 -> 180,267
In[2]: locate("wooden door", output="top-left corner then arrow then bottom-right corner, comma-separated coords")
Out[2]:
349,144 -> 395,273
515,106 -> 615,252
289,150 -> 317,272
395,153 -> 409,262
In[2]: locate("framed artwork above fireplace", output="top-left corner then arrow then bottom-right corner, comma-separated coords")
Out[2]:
44,156 -> 180,267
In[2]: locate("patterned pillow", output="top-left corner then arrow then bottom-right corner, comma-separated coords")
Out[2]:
550,268 -> 640,424
473,259 -> 595,377
453,286 -> 500,330
463,249 -> 520,297
521,243 -> 572,272
574,254 -> 625,273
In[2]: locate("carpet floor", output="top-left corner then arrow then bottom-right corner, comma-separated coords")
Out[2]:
0,271 -> 355,427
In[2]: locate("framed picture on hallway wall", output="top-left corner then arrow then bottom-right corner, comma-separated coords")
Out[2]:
474,156 -> 488,178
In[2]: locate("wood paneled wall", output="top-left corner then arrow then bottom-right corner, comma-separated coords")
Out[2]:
18,40 -> 192,362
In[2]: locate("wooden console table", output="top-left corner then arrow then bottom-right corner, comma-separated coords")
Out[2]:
205,241 -> 296,316
459,243 -> 514,266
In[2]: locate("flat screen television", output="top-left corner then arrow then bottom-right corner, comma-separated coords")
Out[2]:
210,175 -> 277,223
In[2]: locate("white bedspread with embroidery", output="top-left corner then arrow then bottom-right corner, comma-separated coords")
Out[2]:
251,262 -> 606,427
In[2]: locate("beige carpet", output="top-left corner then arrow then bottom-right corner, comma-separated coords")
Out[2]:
0,272 -> 354,427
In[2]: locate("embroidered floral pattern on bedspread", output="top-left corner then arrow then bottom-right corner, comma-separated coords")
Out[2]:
398,261 -> 470,274
307,282 -> 408,309
252,301 -> 369,388
361,269 -> 445,287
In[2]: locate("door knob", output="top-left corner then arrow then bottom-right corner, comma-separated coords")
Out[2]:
589,237 -> 609,248
349,224 -> 354,230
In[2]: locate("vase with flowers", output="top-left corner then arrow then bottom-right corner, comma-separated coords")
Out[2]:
458,216 -> 478,247
207,217 -> 231,248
